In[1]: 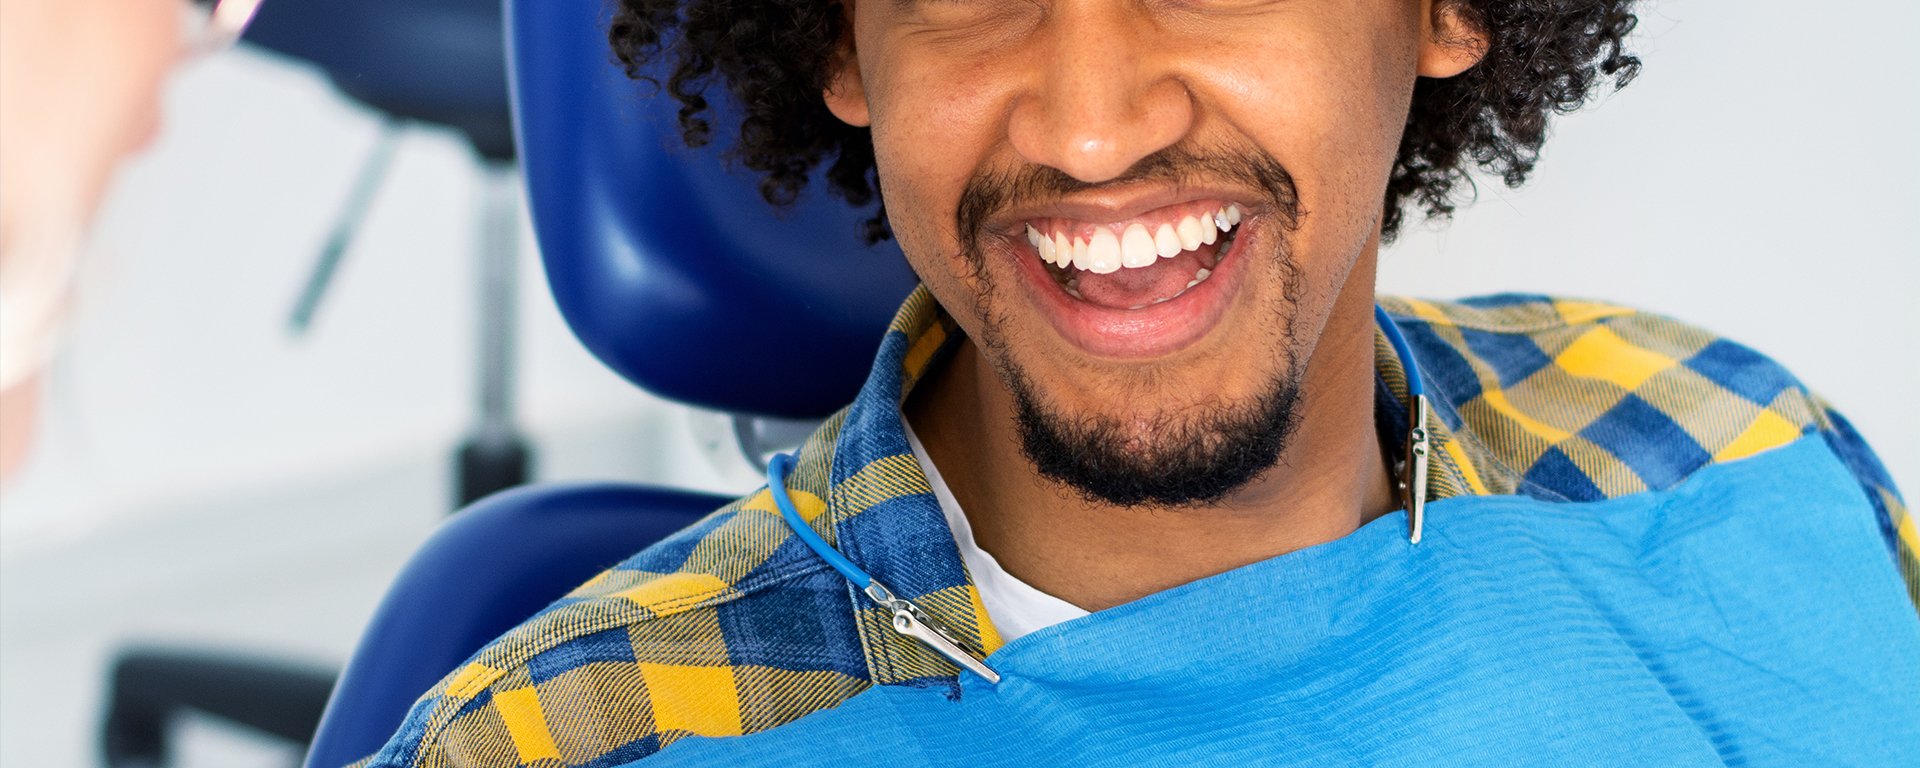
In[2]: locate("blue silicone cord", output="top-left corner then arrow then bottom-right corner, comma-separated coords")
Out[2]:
1374,304 -> 1425,398
767,453 -> 872,589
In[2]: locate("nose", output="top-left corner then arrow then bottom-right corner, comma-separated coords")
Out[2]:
1006,5 -> 1196,184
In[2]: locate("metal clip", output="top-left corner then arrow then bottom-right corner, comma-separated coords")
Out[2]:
1402,394 -> 1432,544
864,582 -> 1002,684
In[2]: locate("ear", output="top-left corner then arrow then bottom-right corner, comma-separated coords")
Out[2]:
1417,0 -> 1490,79
822,2 -> 871,127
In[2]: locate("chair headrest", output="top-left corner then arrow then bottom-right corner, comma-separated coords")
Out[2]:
507,0 -> 919,419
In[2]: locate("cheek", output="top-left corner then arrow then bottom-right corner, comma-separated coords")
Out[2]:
866,114 -> 982,330
865,57 -> 1007,279
1199,13 -> 1421,239
869,123 -> 964,289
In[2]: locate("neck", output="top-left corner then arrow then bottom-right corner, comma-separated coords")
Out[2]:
905,263 -> 1393,612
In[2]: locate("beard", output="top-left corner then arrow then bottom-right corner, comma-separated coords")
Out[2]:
955,143 -> 1307,508
1004,357 -> 1303,507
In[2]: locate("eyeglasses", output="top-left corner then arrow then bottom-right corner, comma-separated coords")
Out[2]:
188,0 -> 266,53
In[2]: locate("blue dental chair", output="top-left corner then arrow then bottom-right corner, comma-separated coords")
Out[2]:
297,0 -> 918,764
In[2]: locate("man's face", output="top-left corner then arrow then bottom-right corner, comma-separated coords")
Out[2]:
827,1 -> 1472,505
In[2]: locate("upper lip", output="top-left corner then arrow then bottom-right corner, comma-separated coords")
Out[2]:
978,183 -> 1267,239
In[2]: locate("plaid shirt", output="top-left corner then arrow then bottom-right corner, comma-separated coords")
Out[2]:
358,288 -> 1916,767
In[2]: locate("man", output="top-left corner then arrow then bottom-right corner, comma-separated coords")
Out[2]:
360,0 -> 1918,765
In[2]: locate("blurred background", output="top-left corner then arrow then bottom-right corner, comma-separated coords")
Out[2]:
2,0 -> 1914,765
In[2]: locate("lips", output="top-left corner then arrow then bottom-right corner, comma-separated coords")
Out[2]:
998,197 -> 1256,359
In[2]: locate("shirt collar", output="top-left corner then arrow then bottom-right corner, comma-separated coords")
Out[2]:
812,286 -> 1482,685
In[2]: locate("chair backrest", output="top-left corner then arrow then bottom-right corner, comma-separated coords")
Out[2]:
302,485 -> 724,768
303,1 -> 919,763
510,0 -> 919,419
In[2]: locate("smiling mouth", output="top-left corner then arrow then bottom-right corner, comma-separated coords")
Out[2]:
1022,202 -> 1242,311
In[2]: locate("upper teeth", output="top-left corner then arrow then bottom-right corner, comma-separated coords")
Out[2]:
1027,205 -> 1240,273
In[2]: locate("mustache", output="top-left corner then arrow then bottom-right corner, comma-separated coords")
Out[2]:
955,143 -> 1302,246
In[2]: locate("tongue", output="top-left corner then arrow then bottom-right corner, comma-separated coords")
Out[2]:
1074,249 -> 1208,309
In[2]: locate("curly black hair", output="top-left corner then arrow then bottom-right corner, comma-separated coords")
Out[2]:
610,0 -> 1640,243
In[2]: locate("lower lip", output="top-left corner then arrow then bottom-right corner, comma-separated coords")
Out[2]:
1007,224 -> 1249,360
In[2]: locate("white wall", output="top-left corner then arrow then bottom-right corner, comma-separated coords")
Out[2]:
1,0 -> 1914,765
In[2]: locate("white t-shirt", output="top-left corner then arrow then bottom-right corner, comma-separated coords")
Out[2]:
903,421 -> 1090,643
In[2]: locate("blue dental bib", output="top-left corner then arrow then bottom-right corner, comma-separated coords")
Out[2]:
634,436 -> 1919,767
